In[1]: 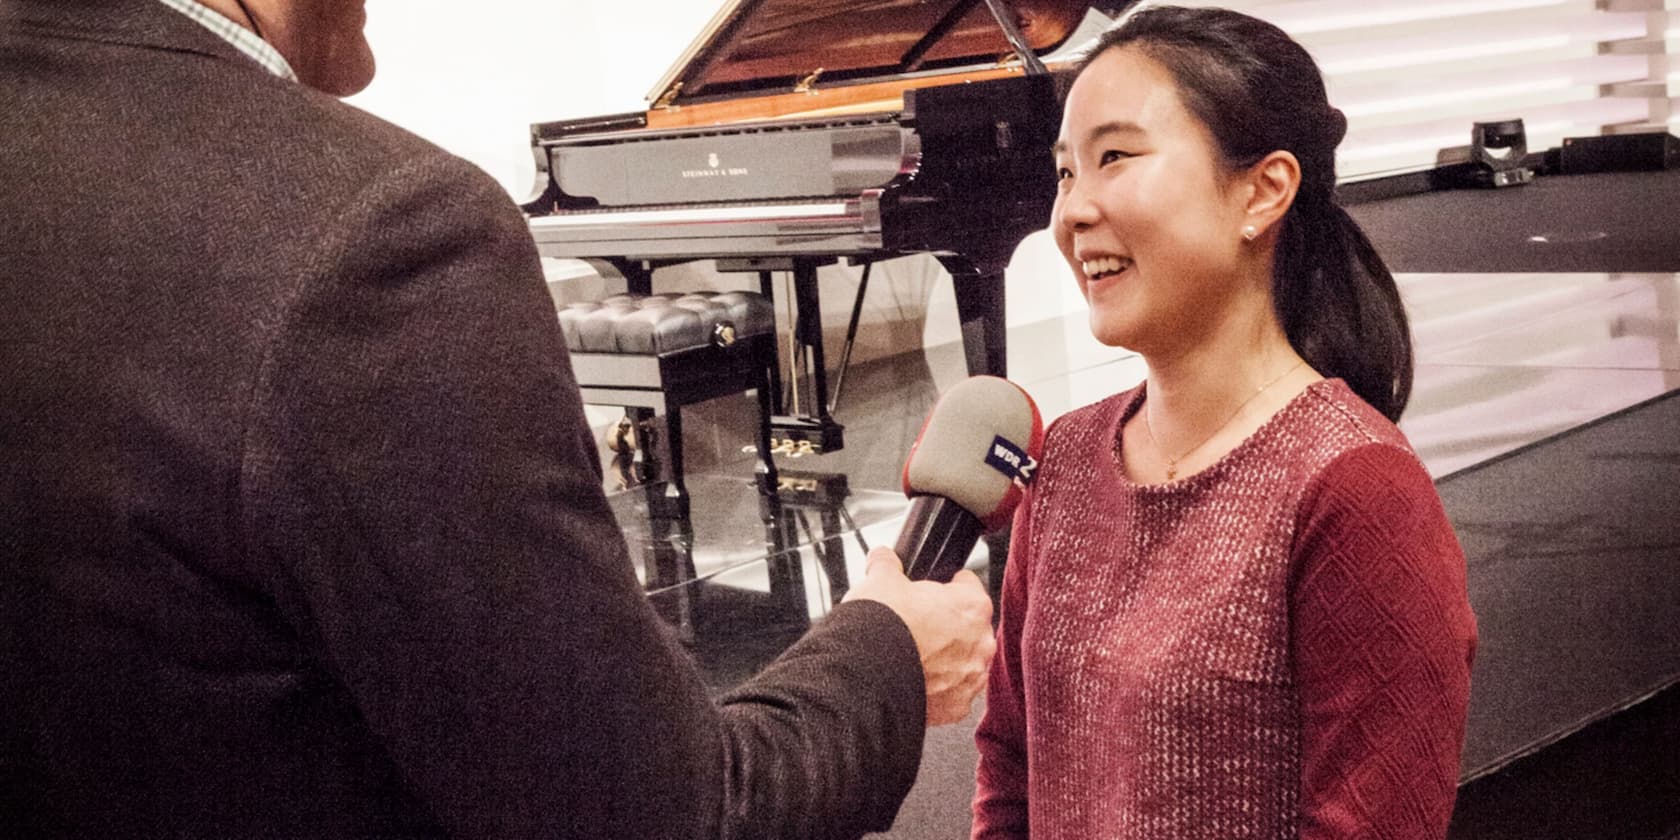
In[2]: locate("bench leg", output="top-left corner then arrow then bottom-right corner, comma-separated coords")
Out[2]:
625,407 -> 657,486
658,398 -> 691,521
643,511 -> 700,644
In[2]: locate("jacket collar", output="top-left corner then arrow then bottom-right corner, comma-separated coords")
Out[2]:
2,0 -> 258,71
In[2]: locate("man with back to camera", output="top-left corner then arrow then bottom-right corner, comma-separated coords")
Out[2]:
0,1 -> 997,836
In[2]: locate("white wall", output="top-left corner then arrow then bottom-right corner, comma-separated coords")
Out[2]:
348,0 -> 721,200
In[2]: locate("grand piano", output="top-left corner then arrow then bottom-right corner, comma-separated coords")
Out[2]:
524,0 -> 1134,451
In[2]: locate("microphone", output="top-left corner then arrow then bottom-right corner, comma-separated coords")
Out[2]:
895,376 -> 1044,582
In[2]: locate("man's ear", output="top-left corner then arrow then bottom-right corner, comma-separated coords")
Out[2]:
1241,150 -> 1301,239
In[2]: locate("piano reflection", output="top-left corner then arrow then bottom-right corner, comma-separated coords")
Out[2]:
524,0 -> 1137,451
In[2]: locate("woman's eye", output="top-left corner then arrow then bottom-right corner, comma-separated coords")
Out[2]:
1056,166 -> 1073,181
1100,150 -> 1132,165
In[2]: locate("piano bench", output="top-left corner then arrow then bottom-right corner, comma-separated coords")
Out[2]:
558,291 -> 779,519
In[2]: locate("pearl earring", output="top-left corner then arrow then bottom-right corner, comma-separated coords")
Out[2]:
1242,224 -> 1258,241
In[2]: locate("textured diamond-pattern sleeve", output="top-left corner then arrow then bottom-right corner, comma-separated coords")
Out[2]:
971,499 -> 1038,840
1292,444 -> 1478,840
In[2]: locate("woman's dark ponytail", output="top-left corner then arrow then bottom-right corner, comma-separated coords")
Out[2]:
1078,7 -> 1414,420
1274,187 -> 1413,421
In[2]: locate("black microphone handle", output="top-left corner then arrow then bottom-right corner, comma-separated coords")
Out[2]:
894,495 -> 986,583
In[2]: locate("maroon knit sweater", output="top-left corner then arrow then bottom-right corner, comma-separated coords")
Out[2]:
973,379 -> 1477,840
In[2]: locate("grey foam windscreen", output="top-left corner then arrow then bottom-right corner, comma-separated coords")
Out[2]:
902,376 -> 1044,530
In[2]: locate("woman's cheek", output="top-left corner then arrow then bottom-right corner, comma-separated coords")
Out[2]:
1050,216 -> 1076,264
1050,198 -> 1070,242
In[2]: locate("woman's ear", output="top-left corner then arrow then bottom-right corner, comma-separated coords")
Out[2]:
1241,150 -> 1301,240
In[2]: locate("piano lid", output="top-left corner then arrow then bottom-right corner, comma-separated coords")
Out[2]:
647,0 -> 1098,107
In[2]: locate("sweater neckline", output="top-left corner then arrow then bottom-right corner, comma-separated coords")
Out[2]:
1107,377 -> 1345,492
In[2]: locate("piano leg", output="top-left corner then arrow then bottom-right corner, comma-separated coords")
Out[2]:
752,340 -> 780,505
792,259 -> 837,426
584,257 -> 655,297
756,270 -> 788,415
947,263 -> 1008,379
942,260 -> 1012,589
622,259 -> 654,296
718,257 -> 844,454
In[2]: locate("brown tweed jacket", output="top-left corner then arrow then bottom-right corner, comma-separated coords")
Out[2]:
0,1 -> 924,836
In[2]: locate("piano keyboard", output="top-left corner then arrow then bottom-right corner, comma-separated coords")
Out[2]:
527,193 -> 885,260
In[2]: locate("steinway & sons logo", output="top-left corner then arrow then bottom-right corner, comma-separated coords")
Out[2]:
682,151 -> 749,179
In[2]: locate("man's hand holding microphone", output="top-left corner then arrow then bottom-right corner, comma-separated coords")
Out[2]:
845,376 -> 1044,725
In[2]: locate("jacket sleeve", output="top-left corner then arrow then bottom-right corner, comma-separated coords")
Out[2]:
1291,443 -> 1478,840
970,498 -> 1037,839
238,152 -> 924,840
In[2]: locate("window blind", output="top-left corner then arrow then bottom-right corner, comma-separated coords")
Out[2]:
1166,0 -> 1676,178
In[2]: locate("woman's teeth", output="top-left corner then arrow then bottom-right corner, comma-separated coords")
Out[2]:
1082,256 -> 1131,279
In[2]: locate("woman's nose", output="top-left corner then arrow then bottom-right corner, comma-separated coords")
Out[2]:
1055,179 -> 1099,231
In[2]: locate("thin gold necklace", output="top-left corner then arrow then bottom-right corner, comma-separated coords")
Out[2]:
1141,359 -> 1305,481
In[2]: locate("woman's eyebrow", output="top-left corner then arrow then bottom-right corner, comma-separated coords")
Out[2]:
1053,120 -> 1147,156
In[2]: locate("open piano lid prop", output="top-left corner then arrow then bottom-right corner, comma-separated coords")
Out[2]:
645,0 -> 1098,110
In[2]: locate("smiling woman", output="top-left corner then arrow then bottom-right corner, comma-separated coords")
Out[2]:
1050,45 -> 1268,367
973,7 -> 1478,840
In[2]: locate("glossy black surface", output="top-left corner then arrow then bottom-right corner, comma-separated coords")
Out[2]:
1349,170 -> 1680,274
1449,683 -> 1680,840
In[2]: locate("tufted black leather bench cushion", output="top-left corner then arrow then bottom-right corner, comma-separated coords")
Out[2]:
557,292 -> 775,356
557,290 -> 781,518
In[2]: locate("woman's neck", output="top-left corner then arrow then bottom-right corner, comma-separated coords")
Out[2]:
1124,298 -> 1319,482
